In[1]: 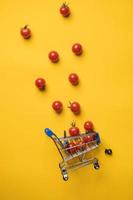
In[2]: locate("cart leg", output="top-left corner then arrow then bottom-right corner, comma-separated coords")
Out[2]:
59,162 -> 69,181
93,158 -> 100,170
62,168 -> 69,181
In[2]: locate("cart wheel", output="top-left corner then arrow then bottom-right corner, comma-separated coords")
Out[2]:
105,149 -> 112,155
94,162 -> 100,170
63,174 -> 68,181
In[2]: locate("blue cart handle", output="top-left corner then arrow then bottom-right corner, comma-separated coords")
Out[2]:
44,128 -> 54,137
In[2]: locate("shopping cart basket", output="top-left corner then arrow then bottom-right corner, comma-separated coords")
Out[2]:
44,128 -> 101,181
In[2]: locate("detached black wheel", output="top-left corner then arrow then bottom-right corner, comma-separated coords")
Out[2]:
105,149 -> 112,155
94,162 -> 100,170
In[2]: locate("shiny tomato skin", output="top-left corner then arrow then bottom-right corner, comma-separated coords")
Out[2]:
76,141 -> 86,151
69,102 -> 80,114
60,4 -> 70,17
48,51 -> 59,63
35,78 -> 46,90
21,25 -> 31,39
84,121 -> 94,132
68,73 -> 79,85
72,43 -> 83,55
67,142 -> 77,154
69,127 -> 80,136
83,136 -> 93,143
52,101 -> 63,113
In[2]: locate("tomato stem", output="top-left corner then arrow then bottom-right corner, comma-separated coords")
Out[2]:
63,2 -> 66,6
71,121 -> 76,127
69,101 -> 71,105
24,24 -> 28,29
62,2 -> 69,7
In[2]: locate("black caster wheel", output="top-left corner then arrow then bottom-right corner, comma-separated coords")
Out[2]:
94,163 -> 100,170
63,174 -> 68,181
105,149 -> 112,155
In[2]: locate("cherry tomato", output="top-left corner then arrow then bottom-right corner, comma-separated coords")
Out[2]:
76,141 -> 86,151
60,3 -> 70,17
67,142 -> 77,154
72,43 -> 83,55
52,101 -> 63,113
69,122 -> 80,136
83,136 -> 93,143
35,78 -> 46,90
20,25 -> 31,39
68,73 -> 79,86
48,51 -> 59,63
68,101 -> 81,114
92,134 -> 96,140
84,121 -> 94,132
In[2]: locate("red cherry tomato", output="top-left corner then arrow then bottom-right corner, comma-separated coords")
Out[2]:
76,141 -> 86,151
92,134 -> 96,140
69,122 -> 80,136
20,25 -> 31,39
84,121 -> 94,132
48,51 -> 59,63
52,101 -> 63,113
72,43 -> 83,55
83,136 -> 93,143
35,78 -> 46,90
68,73 -> 79,86
60,3 -> 70,17
68,102 -> 81,114
67,142 -> 77,154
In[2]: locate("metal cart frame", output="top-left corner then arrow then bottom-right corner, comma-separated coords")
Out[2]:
44,128 -> 101,181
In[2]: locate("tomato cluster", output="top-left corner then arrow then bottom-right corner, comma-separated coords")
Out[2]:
67,141 -> 86,154
69,121 -> 94,137
66,121 -> 95,154
67,135 -> 94,154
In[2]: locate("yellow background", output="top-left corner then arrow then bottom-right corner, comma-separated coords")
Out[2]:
0,0 -> 133,199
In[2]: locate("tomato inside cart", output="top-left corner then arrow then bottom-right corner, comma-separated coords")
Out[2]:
44,123 -> 112,181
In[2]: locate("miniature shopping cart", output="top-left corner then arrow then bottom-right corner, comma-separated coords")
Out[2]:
44,128 -> 101,181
